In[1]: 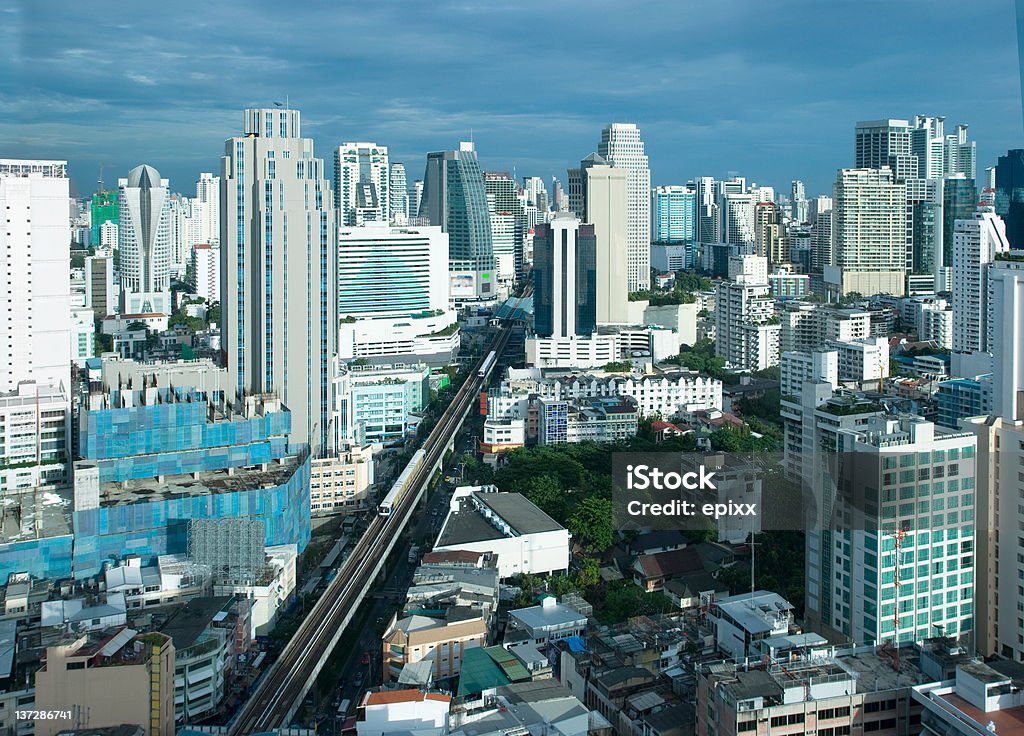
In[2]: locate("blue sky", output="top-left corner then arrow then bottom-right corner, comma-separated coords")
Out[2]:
4,0 -> 1021,199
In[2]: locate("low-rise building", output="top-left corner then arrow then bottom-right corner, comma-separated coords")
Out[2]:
709,591 -> 798,660
34,628 -> 175,736
310,445 -> 375,515
913,660 -> 1024,736
356,689 -> 451,736
506,596 -> 588,646
382,608 -> 487,682
697,646 -> 924,736
450,680 -> 611,736
433,487 -> 570,579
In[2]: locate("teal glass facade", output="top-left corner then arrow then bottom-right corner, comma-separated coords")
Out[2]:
0,535 -> 74,582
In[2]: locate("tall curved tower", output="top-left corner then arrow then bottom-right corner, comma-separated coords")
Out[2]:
118,164 -> 172,315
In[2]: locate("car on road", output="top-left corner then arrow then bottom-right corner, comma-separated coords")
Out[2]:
361,651 -> 371,665
353,672 -> 364,688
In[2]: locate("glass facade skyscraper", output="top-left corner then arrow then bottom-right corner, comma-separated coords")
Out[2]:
651,185 -> 696,244
943,175 -> 978,265
420,142 -> 495,299
996,149 -> 1024,248
533,215 -> 596,338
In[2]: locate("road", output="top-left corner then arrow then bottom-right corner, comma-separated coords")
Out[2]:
227,325 -> 512,735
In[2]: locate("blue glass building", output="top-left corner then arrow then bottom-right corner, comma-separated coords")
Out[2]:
997,150 -> 1024,248
651,186 -> 697,245
72,387 -> 310,578
936,376 -> 992,429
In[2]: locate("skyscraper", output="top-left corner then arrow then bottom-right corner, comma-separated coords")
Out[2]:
118,164 -> 172,316
523,176 -> 549,214
420,142 -> 495,299
221,107 -> 335,451
720,192 -> 756,245
583,165 -> 629,325
195,172 -> 221,245
651,185 -> 696,244
533,214 -> 597,338
755,201 -> 786,265
597,123 -> 651,292
942,175 -> 978,266
988,256 -> 1024,422
0,159 -> 71,397
484,171 -> 525,285
566,152 -> 606,219
334,142 -> 389,226
910,115 -> 947,179
791,180 -> 808,223
389,162 -> 408,225
996,149 -> 1024,248
854,119 -> 918,181
830,168 -> 907,297
951,208 -> 1009,356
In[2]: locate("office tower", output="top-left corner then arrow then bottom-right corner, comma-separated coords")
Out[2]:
791,180 -> 808,223
755,201 -> 786,265
85,254 -> 116,318
523,176 -> 549,213
944,124 -> 977,179
651,185 -> 696,244
191,243 -> 220,303
715,256 -> 779,371
533,214 -> 597,338
413,180 -> 424,219
221,107 -> 335,451
905,178 -> 942,278
338,223 -> 448,318
566,152 -> 606,218
810,208 -> 832,272
195,172 -> 221,244
943,174 -> 978,266
583,165 -> 629,324
854,119 -> 918,180
420,142 -> 496,299
336,224 -> 454,364
484,171 -> 525,285
389,162 -> 408,224
597,123 -> 650,292
118,164 -> 172,316
996,149 -> 1024,247
951,209 -> 1009,356
988,256 -> 1024,422
0,160 -> 71,397
911,115 -> 946,179
334,141 -> 390,226
830,168 -> 907,297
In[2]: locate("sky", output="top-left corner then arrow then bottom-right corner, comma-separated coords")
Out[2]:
4,0 -> 1022,199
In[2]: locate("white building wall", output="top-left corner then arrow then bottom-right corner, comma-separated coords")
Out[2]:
432,529 -> 569,579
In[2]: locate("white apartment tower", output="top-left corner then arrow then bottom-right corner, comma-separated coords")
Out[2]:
389,162 -> 408,225
597,123 -> 650,292
715,256 -> 779,371
829,168 -> 907,297
952,208 -> 1009,356
195,172 -> 221,245
0,160 -> 71,399
334,142 -> 390,226
221,107 -> 336,451
118,164 -> 172,316
190,244 -> 220,303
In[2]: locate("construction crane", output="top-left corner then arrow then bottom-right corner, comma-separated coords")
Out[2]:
886,525 -> 908,671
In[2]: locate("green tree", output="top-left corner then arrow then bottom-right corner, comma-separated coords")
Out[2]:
568,496 -> 614,552
576,557 -> 600,589
515,475 -> 568,523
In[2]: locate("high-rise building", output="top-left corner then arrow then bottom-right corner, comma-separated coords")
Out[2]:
484,171 -> 525,286
85,253 -> 116,318
951,208 -> 1009,357
0,160 -> 72,397
651,185 -> 696,244
721,193 -> 756,245
412,180 -> 424,220
829,168 -> 907,297
942,174 -> 978,266
988,255 -> 1024,422
791,179 -> 808,223
906,177 -> 942,277
334,142 -> 390,226
389,162 -> 408,225
854,119 -> 918,181
584,165 -> 630,325
597,123 -> 651,292
810,207 -> 833,272
195,172 -> 221,245
566,152 -> 606,218
191,243 -> 220,303
910,115 -> 947,179
168,194 -> 200,278
221,107 -> 336,451
533,214 -> 597,338
996,149 -> 1024,248
755,201 -> 786,265
715,256 -> 779,371
118,164 -> 172,316
90,190 -> 118,246
420,142 -> 495,300
337,223 -> 449,319
523,176 -> 549,214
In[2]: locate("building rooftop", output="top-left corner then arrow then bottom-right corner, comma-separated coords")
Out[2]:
160,596 -> 232,650
0,488 -> 73,544
714,591 -> 793,635
93,454 -> 303,507
509,599 -> 587,634
436,489 -> 564,548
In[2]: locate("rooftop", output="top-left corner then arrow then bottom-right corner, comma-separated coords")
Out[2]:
436,490 -> 563,548
714,591 -> 793,634
0,488 -> 73,544
160,596 -> 232,650
93,454 -> 303,507
509,599 -> 587,634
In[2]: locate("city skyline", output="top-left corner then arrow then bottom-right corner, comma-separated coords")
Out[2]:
4,0 -> 1021,198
